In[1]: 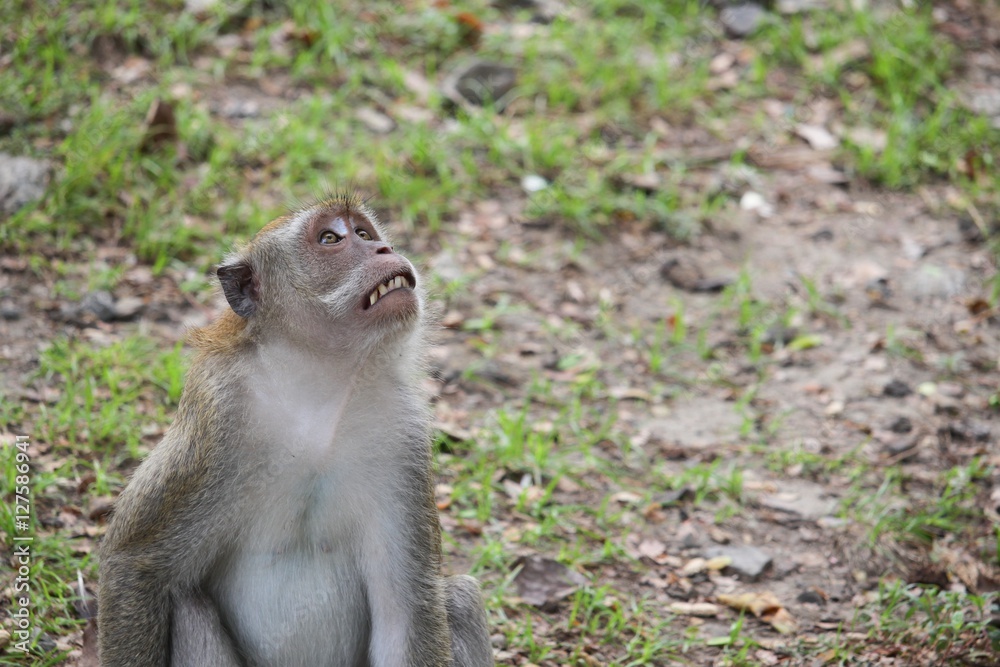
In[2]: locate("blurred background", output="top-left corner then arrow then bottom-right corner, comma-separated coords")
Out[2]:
1,1 -> 999,665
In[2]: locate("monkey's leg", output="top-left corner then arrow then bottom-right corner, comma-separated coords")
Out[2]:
445,575 -> 493,667
171,590 -> 244,667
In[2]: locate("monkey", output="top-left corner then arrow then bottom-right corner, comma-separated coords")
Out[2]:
97,195 -> 493,667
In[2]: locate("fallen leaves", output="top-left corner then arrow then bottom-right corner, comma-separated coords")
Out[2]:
717,591 -> 799,634
511,555 -> 588,611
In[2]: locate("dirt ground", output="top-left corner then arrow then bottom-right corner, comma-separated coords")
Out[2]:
2,2 -> 1000,666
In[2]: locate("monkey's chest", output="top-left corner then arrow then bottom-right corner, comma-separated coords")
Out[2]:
211,537 -> 371,667
210,473 -> 375,667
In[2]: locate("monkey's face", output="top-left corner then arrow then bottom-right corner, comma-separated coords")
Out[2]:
218,201 -> 422,346
303,208 -> 420,329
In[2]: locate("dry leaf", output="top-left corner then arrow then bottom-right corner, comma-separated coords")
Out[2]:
669,601 -> 722,617
512,555 -> 588,611
717,591 -> 799,634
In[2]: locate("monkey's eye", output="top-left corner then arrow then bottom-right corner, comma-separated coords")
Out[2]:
356,229 -> 372,240
319,230 -> 342,245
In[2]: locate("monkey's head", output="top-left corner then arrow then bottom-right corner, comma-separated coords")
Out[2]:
216,197 -> 422,350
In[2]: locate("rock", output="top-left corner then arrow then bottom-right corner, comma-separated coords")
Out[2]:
442,60 -> 517,108
883,379 -> 912,398
794,124 -> 838,150
511,555 -> 587,611
660,257 -> 731,293
761,325 -> 798,346
759,482 -> 838,521
355,107 -> 395,134
0,153 -> 51,216
957,215 -> 985,244
0,301 -> 21,321
653,487 -> 694,507
884,434 -> 919,458
943,420 -> 991,443
720,3 -> 766,38
796,589 -> 825,605
888,416 -> 912,433
704,544 -> 773,581
521,174 -> 548,193
112,296 -> 145,321
80,291 -> 116,322
491,0 -> 536,8
776,0 -> 829,13
0,110 -> 16,136
739,190 -> 773,217
865,277 -> 892,305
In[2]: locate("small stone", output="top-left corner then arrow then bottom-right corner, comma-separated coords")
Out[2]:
888,416 -> 912,433
883,379 -> 912,398
521,174 -> 548,193
944,420 -> 990,443
933,396 -> 961,416
762,325 -> 798,346
720,3 -> 767,38
794,124 -> 839,150
112,296 -> 145,321
653,487 -> 694,507
0,110 -> 16,136
704,544 -> 773,581
824,400 -> 844,416
885,434 -> 919,458
796,590 -> 825,605
0,301 -> 21,321
441,60 -> 517,108
355,107 -> 395,134
865,277 -> 892,304
0,153 -> 51,215
81,290 -> 116,322
917,381 -> 938,397
776,0 -> 829,13
660,257 -> 732,293
957,215 -> 984,244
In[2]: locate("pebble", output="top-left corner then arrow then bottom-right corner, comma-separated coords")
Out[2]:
704,544 -> 773,581
80,290 -> 116,322
441,60 -> 518,108
0,301 -> 21,321
521,174 -> 548,193
796,590 -> 826,605
355,107 -> 395,134
888,416 -> 912,433
0,153 -> 51,215
883,379 -> 912,398
720,3 -> 766,38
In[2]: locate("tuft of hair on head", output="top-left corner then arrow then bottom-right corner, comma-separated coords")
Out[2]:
289,188 -> 371,216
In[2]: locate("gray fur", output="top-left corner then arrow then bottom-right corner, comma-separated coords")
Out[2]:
98,198 -> 492,666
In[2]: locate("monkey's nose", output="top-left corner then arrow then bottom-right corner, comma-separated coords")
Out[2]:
375,243 -> 393,254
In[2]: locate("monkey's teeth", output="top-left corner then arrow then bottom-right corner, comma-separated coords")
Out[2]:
368,275 -> 413,307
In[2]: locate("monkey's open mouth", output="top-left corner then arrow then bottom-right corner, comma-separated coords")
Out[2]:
364,270 -> 416,309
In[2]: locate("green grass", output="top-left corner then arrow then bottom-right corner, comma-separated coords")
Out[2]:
2,0 -> 1000,664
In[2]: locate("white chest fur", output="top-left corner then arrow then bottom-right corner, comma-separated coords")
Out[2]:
209,341 -> 417,667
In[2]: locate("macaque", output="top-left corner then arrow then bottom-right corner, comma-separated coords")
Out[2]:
98,196 -> 493,667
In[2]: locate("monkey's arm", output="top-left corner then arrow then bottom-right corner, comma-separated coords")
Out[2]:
362,451 -> 455,667
171,589 -> 244,667
98,428 -> 240,666
98,551 -> 172,667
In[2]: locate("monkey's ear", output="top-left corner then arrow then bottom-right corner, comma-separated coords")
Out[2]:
217,260 -> 257,318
